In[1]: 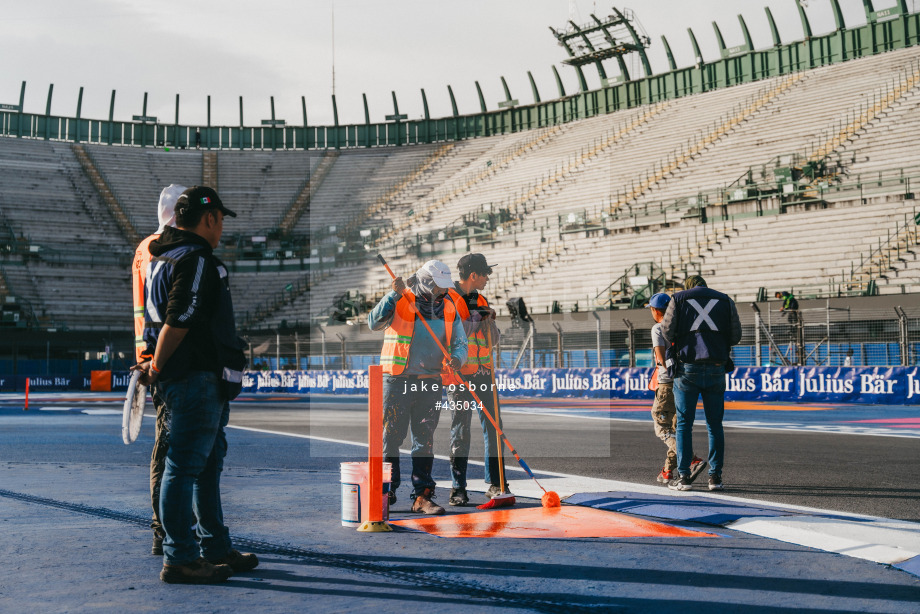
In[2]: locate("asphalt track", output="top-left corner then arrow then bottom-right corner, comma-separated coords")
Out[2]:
244,395 -> 920,522
2,393 -> 920,613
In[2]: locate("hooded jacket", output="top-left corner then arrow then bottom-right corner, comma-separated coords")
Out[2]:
143,226 -> 245,388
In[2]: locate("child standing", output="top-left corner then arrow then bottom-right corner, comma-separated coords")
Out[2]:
647,293 -> 705,484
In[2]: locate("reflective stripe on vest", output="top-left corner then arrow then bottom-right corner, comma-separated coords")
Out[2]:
447,288 -> 493,374
132,234 -> 158,362
380,294 -> 456,375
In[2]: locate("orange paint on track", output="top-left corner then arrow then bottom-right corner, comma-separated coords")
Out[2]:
390,505 -> 719,539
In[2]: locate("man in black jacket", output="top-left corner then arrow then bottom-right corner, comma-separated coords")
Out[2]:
136,186 -> 256,584
662,275 -> 741,492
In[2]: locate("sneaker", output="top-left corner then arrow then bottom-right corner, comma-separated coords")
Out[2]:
667,475 -> 693,491
449,487 -> 469,506
657,469 -> 673,484
208,549 -> 259,573
708,475 -> 724,491
160,557 -> 233,584
152,534 -> 163,556
485,484 -> 513,499
387,490 -> 397,507
688,457 -> 708,483
411,488 -> 446,515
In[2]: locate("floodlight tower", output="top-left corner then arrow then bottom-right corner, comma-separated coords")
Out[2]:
550,7 -> 652,91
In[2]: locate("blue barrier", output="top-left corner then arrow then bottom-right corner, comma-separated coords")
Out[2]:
3,367 -> 919,405
240,366 -> 920,405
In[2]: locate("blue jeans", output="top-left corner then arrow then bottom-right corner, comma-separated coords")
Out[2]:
673,363 -> 726,478
382,375 -> 443,498
448,371 -> 505,489
158,371 -> 232,565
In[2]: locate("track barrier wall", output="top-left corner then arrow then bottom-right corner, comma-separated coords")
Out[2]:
5,367 -> 918,405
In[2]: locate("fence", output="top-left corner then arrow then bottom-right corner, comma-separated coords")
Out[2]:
242,302 -> 920,371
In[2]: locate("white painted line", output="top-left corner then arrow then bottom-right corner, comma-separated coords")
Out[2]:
728,516 -> 920,565
227,424 -> 491,468
80,409 -> 123,416
225,424 -> 901,522
504,409 -> 920,439
225,422 -> 920,574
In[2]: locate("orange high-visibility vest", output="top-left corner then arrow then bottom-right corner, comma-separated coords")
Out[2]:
132,234 -> 158,362
381,293 -> 457,375
446,288 -> 493,374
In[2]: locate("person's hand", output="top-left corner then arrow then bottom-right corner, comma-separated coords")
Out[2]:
473,306 -> 495,320
448,357 -> 462,371
132,360 -> 159,386
392,276 -> 406,294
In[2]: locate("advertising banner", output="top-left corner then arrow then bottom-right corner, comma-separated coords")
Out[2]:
3,367 -> 918,404
241,366 -> 920,405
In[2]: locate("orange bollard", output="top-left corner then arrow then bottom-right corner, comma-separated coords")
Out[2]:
357,364 -> 392,532
24,377 -> 29,411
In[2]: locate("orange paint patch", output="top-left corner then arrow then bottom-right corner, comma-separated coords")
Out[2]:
390,506 -> 718,539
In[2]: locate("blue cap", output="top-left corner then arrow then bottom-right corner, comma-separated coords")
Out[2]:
648,293 -> 670,309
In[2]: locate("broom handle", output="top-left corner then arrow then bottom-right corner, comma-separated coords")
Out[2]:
486,326 -> 507,495
377,254 -> 545,490
377,255 -> 452,360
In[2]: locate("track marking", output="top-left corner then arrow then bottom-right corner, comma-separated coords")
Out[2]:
728,516 -> 920,565
224,424 -> 904,520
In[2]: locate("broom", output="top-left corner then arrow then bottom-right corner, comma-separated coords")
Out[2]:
476,325 -> 515,510
377,254 -> 560,508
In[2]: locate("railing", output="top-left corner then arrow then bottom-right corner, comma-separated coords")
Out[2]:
374,122 -> 568,246
609,72 -> 808,212
845,210 -> 920,292
343,143 -> 455,236
593,262 -> 668,310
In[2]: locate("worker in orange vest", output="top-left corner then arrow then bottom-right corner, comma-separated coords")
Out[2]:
368,260 -> 467,515
443,253 -> 505,506
132,184 -> 185,556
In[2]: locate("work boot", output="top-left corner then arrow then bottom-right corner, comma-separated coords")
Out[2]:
388,490 -> 397,507
449,487 -> 469,506
411,488 -> 446,515
486,484 -> 512,499
208,549 -> 259,573
160,558 -> 233,584
151,533 -> 163,556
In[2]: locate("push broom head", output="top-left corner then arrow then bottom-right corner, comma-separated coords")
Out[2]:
476,493 -> 515,510
541,491 -> 561,508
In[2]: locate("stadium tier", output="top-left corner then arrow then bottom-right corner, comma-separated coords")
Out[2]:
3,35 -> 920,334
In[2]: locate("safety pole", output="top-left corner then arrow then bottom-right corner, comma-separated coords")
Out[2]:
358,364 -> 391,532
24,377 -> 29,411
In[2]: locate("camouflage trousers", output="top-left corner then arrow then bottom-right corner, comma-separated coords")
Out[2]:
651,382 -> 678,471
149,385 -> 170,538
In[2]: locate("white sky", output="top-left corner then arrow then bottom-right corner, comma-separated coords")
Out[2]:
0,0 -> 910,127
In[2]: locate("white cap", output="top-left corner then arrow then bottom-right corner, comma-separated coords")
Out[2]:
156,184 -> 187,233
420,260 -> 454,289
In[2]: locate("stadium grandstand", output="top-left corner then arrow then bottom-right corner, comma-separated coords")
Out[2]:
2,0 -> 920,377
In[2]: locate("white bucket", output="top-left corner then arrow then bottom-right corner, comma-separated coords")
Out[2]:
340,461 -> 392,527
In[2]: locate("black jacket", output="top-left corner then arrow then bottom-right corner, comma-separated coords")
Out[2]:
144,227 -> 221,380
661,286 -> 742,364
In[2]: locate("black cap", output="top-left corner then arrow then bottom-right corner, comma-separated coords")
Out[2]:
176,186 -> 236,219
458,253 -> 496,277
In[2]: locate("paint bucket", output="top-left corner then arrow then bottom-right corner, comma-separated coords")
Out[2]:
340,461 -> 392,527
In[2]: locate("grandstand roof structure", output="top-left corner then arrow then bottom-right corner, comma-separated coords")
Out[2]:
2,1 -> 919,150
